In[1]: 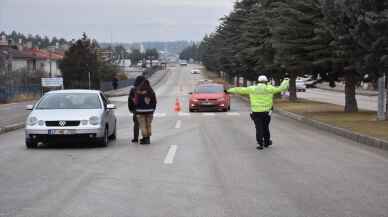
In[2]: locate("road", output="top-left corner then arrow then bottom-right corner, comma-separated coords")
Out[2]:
299,89 -> 378,111
1,65 -> 388,217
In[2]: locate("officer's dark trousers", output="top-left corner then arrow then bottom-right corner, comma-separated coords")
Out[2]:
251,112 -> 271,145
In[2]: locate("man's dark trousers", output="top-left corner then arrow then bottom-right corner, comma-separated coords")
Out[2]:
251,112 -> 271,145
133,114 -> 139,140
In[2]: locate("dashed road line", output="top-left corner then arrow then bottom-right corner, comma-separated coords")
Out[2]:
154,113 -> 167,117
164,145 -> 178,164
227,112 -> 241,116
175,120 -> 182,129
202,113 -> 215,116
178,112 -> 191,116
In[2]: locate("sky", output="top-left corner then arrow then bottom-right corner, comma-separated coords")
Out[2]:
0,0 -> 235,43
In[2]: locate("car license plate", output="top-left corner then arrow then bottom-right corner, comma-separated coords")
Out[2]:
48,129 -> 76,135
201,102 -> 213,106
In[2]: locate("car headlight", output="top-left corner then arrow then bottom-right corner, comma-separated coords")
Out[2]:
89,116 -> 100,126
217,98 -> 225,102
191,98 -> 199,102
27,116 -> 38,126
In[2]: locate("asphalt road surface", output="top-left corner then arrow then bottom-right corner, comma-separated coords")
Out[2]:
1,65 -> 388,217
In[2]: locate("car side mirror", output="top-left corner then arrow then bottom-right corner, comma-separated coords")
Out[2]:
224,90 -> 229,94
26,105 -> 34,110
106,104 -> 116,110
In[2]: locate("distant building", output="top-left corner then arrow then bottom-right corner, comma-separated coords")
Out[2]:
0,35 -> 64,77
96,48 -> 113,62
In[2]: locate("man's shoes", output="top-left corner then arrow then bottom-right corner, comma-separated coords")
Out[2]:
131,139 -> 139,143
256,145 -> 264,150
140,137 -> 150,145
264,140 -> 273,148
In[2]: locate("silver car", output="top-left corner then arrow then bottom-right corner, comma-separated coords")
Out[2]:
25,90 -> 117,148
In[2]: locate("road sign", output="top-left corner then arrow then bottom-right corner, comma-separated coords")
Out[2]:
41,77 -> 63,87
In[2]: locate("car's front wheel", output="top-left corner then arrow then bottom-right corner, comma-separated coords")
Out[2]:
97,127 -> 109,147
109,122 -> 117,140
26,139 -> 38,149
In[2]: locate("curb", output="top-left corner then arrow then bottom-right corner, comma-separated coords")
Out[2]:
0,123 -> 25,135
317,87 -> 378,97
235,95 -> 388,151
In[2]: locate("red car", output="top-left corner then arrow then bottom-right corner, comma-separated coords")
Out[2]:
189,83 -> 231,112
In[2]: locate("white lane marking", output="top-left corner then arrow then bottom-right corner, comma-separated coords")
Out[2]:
178,112 -> 191,116
154,113 -> 167,117
164,145 -> 178,164
202,113 -> 215,116
227,112 -> 240,116
175,120 -> 182,129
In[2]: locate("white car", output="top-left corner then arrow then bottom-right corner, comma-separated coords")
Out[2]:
25,90 -> 117,148
191,69 -> 201,74
296,80 -> 307,92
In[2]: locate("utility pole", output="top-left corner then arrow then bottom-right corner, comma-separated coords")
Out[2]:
88,72 -> 91,90
386,72 -> 388,120
377,75 -> 386,120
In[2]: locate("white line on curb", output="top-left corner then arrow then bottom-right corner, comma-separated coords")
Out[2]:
164,145 -> 178,164
175,120 -> 182,129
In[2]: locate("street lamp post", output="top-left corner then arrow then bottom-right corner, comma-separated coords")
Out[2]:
377,75 -> 386,120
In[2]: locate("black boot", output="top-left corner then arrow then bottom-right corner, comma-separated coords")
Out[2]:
140,137 -> 150,145
140,138 -> 146,145
256,143 -> 264,150
131,138 -> 138,143
264,140 -> 273,148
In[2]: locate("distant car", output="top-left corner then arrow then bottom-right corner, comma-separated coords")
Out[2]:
189,83 -> 231,112
180,61 -> 188,66
191,69 -> 201,74
25,90 -> 117,148
296,80 -> 307,92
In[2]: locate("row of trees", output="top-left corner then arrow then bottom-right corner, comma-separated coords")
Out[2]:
1,31 -> 69,49
179,44 -> 203,61
128,48 -> 160,67
59,34 -> 119,89
195,0 -> 388,112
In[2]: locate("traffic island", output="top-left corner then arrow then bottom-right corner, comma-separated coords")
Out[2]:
274,99 -> 388,150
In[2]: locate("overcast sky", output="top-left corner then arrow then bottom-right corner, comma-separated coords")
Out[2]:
0,0 -> 234,43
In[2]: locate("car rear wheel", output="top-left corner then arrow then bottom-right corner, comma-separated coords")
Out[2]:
26,139 -> 38,149
189,108 -> 194,113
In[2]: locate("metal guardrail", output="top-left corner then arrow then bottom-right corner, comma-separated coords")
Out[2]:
0,84 -> 41,103
100,79 -> 135,92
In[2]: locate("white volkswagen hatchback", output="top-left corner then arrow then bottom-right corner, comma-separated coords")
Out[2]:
25,90 -> 117,148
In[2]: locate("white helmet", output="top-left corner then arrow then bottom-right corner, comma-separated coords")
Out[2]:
258,75 -> 268,82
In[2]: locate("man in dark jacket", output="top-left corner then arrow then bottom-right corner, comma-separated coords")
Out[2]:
134,79 -> 157,144
128,76 -> 146,143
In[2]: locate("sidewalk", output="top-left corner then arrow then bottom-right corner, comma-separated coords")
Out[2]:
316,82 -> 378,96
0,69 -> 169,135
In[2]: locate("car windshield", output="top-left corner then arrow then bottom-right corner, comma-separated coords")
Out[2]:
194,85 -> 224,93
36,93 -> 102,110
